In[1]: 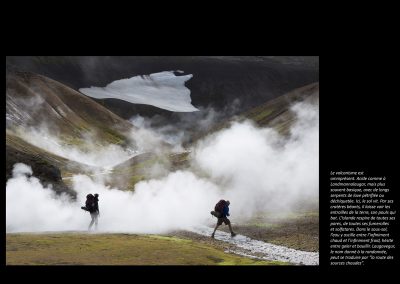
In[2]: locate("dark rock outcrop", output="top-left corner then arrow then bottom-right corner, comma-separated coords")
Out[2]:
6,146 -> 77,199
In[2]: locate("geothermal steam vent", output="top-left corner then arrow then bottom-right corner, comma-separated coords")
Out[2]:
79,71 -> 199,112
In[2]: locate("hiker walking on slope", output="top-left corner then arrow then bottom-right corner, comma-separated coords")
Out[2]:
210,200 -> 236,238
81,193 -> 100,231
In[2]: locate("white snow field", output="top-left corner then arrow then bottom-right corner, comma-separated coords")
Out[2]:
79,71 -> 199,112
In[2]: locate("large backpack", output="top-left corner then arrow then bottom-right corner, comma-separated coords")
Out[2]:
85,194 -> 95,212
215,200 -> 227,213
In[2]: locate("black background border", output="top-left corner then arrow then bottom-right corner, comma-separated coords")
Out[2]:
4,12 -> 399,281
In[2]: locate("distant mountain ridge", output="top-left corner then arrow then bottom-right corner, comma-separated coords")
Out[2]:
6,56 -> 319,120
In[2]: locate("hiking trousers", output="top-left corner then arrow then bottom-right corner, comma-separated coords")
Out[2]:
89,212 -> 99,229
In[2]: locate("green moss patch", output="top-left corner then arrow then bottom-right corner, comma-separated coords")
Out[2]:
6,233 -> 287,265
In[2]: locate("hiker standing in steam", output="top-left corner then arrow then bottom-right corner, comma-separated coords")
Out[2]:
211,200 -> 236,238
81,193 -> 100,230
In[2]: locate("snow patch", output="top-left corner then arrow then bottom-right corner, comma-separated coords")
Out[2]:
79,71 -> 199,112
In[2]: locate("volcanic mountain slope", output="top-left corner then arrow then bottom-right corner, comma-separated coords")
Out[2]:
6,72 -> 137,194
6,71 -> 192,193
6,71 -> 134,146
188,82 -> 319,145
110,82 -> 319,191
240,81 -> 318,132
6,68 -> 318,194
6,56 -> 319,120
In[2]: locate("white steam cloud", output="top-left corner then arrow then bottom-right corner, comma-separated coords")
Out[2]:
15,126 -> 137,168
6,101 -> 318,233
128,99 -> 242,148
193,101 -> 319,217
6,165 -> 220,233
79,71 -> 199,112
6,163 -> 87,232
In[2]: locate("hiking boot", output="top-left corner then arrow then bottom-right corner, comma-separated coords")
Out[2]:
231,232 -> 237,237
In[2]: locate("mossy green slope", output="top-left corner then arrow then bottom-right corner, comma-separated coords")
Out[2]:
189,82 -> 319,144
108,152 -> 191,191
